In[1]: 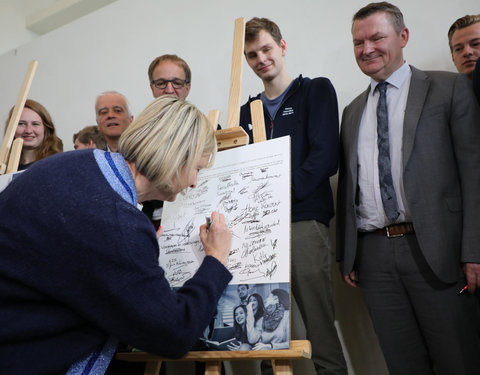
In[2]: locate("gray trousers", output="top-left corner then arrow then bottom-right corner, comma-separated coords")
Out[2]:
290,220 -> 347,375
356,232 -> 480,375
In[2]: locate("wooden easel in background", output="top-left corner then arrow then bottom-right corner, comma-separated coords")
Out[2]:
211,17 -> 249,150
0,60 -> 38,175
117,18 -> 311,375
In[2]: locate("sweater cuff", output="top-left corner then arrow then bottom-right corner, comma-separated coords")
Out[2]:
197,255 -> 232,286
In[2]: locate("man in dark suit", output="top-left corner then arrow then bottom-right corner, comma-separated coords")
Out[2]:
336,2 -> 480,374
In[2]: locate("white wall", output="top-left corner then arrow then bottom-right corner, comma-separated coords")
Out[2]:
1,0 -> 478,149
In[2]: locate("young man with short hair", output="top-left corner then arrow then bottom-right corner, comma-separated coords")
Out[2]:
448,14 -> 480,78
239,17 -> 347,375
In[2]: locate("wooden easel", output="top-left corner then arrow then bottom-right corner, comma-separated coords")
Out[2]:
0,60 -> 38,175
213,17 -> 249,150
117,18 -> 311,375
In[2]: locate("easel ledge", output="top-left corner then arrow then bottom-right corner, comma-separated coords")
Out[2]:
116,339 -> 311,375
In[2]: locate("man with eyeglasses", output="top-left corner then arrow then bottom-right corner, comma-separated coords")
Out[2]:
144,54 -> 221,232
143,55 -> 193,230
148,54 -> 191,100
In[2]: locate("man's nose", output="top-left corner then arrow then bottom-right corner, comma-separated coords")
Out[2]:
257,52 -> 267,63
363,41 -> 375,55
165,81 -> 175,93
464,45 -> 474,56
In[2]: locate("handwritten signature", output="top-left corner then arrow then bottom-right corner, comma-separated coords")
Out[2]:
168,268 -> 193,284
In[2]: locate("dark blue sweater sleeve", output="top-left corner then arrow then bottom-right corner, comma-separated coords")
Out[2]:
61,202 -> 232,358
0,163 -> 232,361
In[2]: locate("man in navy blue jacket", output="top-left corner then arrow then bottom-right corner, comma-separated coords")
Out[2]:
239,17 -> 347,375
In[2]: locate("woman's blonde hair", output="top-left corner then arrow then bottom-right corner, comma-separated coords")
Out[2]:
118,95 -> 216,194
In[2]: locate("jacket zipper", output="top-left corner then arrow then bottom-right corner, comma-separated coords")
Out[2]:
252,76 -> 300,140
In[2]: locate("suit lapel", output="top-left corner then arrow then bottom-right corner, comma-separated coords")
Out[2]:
346,88 -> 370,177
403,66 -> 430,169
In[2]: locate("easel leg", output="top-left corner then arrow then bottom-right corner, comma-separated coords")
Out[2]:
272,359 -> 293,375
204,360 -> 222,375
144,360 -> 162,375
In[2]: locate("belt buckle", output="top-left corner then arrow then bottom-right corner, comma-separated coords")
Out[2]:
386,226 -> 403,238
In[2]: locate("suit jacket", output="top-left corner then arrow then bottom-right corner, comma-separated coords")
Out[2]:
336,66 -> 480,283
473,58 -> 480,105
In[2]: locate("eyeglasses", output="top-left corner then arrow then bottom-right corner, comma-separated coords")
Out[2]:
151,78 -> 189,89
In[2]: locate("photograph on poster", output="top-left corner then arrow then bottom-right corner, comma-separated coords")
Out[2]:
194,282 -> 290,351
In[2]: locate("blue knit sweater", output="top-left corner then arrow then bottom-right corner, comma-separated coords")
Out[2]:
0,150 -> 232,374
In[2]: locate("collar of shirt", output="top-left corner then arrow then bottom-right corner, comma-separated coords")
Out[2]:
93,149 -> 138,206
370,61 -> 411,93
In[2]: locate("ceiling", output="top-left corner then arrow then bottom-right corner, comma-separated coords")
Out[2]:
0,0 -> 116,55
8,0 -> 58,15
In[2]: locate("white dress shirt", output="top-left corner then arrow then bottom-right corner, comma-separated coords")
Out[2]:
356,62 -> 412,231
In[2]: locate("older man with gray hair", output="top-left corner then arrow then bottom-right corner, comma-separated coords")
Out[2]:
95,91 -> 133,152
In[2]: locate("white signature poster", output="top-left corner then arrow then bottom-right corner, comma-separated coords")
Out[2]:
159,136 -> 290,287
